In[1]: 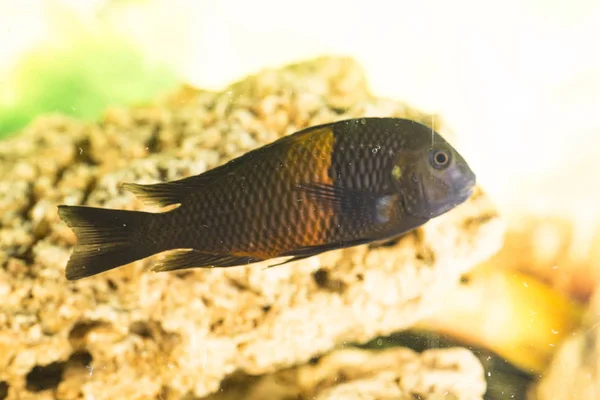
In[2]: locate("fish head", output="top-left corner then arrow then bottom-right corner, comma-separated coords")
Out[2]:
392,131 -> 476,219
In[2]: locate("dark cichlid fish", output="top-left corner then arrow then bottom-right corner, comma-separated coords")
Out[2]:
58,117 -> 476,280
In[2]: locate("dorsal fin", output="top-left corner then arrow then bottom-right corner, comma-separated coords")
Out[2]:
122,163 -> 236,207
122,180 -> 192,207
123,124 -> 335,207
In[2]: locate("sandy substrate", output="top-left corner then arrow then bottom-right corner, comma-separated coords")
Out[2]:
0,57 -> 504,399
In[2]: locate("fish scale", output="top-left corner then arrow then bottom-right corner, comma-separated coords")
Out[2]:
57,117 -> 476,280
165,123 -> 396,256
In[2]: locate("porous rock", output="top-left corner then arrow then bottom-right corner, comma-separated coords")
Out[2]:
205,346 -> 486,400
0,56 -> 503,399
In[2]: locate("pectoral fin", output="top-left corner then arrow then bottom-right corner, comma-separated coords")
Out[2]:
296,182 -> 398,224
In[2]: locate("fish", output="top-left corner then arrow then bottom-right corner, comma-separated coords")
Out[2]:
57,117 -> 476,280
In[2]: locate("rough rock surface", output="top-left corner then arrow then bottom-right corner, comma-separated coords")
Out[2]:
205,347 -> 486,400
530,286 -> 600,400
0,57 -> 504,399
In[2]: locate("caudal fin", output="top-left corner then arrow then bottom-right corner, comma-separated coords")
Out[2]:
57,205 -> 158,280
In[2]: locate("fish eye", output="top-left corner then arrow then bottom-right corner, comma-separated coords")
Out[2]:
430,149 -> 451,169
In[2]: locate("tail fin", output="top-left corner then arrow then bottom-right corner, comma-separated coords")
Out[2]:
57,205 -> 158,280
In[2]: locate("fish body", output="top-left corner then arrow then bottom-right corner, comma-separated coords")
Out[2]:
58,117 -> 476,280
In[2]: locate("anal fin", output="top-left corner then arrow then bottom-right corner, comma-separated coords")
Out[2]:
264,237 -> 375,269
152,249 -> 263,272
264,254 -> 316,269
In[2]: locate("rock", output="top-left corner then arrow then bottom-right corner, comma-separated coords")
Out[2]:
530,286 -> 600,400
205,347 -> 486,400
0,56 -> 504,399
485,213 -> 600,303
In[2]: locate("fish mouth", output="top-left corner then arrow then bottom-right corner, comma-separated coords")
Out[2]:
458,186 -> 474,201
451,179 -> 476,207
403,177 -> 476,219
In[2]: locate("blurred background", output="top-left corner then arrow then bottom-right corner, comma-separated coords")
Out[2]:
1,0 -> 599,397
2,0 -> 599,224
